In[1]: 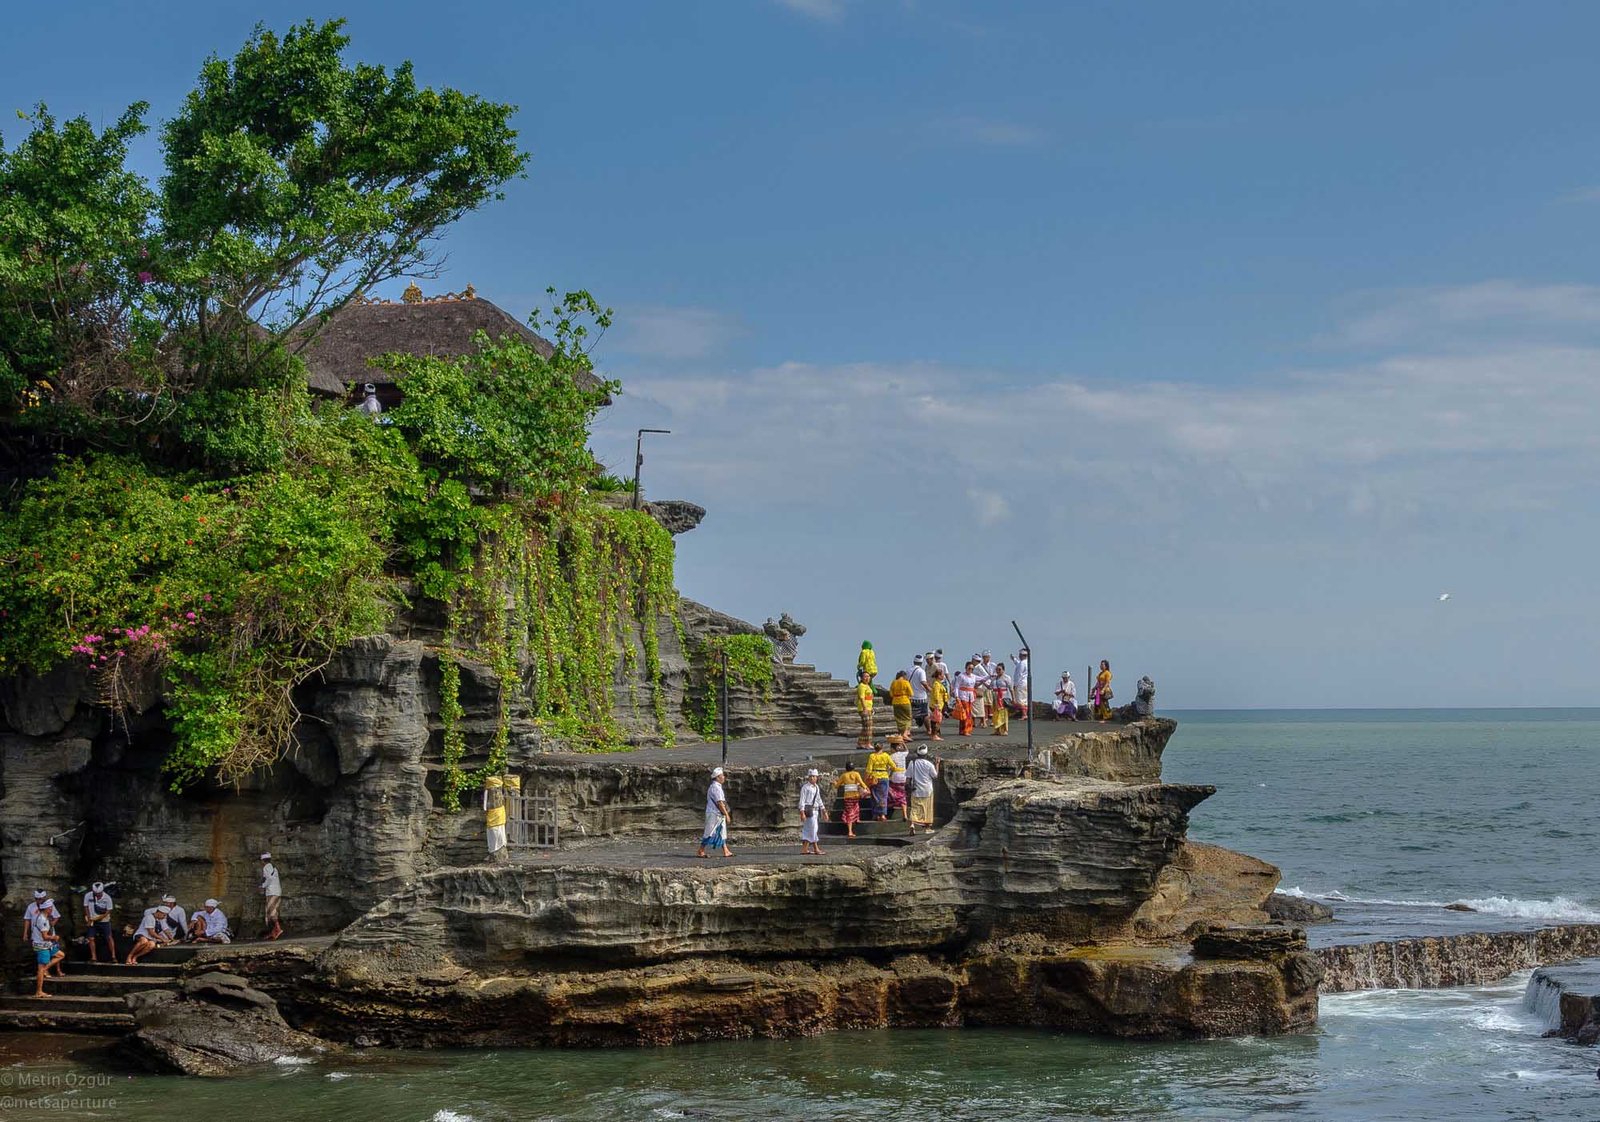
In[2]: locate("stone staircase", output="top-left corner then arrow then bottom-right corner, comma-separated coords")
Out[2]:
0,944 -> 198,1033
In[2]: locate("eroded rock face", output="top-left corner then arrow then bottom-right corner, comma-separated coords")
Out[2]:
297,934 -> 1319,1049
120,972 -> 331,1076
324,777 -> 1213,970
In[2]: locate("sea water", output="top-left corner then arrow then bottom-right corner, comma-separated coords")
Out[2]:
5,709 -> 1598,1121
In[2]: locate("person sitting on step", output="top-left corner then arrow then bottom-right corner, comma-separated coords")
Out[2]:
125,906 -> 174,965
160,894 -> 188,942
190,899 -> 231,944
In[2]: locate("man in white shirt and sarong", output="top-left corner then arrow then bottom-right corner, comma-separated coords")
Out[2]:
908,746 -> 940,834
697,766 -> 733,858
798,769 -> 827,855
259,853 -> 283,940
190,899 -> 231,943
909,655 -> 930,728
126,906 -> 173,965
160,894 -> 188,942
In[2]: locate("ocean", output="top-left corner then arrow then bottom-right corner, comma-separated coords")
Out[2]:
6,709 -> 1599,1121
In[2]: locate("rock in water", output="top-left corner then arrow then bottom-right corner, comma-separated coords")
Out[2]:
1265,892 -> 1335,925
120,972 -> 332,1076
1443,902 -> 1477,912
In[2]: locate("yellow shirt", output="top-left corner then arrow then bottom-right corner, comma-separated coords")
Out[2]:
929,680 -> 949,709
866,750 -> 894,783
835,770 -> 866,800
889,679 -> 913,705
856,682 -> 874,712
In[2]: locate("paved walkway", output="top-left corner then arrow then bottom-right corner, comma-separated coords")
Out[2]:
516,836 -> 924,869
542,717 -> 1135,769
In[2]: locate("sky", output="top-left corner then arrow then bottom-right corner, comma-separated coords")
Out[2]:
5,1 -> 1600,707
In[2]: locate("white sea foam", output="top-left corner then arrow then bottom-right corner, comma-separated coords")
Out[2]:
326,1071 -> 353,1081
1276,886 -> 1600,922
432,1112 -> 476,1122
273,1055 -> 313,1066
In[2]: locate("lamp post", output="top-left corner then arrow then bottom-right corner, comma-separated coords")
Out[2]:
631,428 -> 671,510
1011,620 -> 1033,767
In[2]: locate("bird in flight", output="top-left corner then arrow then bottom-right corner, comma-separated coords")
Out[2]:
1438,592 -> 1451,602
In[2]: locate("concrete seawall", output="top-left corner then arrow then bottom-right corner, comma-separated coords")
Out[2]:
1315,924 -> 1600,993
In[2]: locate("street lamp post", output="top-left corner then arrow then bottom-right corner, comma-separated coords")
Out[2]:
1011,620 -> 1033,767
631,428 -> 671,510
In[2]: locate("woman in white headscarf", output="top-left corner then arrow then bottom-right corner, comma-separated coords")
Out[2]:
697,767 -> 733,858
1053,672 -> 1078,719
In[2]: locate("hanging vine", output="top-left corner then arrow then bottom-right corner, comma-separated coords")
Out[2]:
687,633 -> 775,739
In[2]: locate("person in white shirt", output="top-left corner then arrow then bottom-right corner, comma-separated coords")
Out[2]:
126,906 -> 173,965
83,882 -> 116,963
160,894 -> 188,941
909,656 -> 930,728
887,736 -> 910,821
798,769 -> 827,855
932,652 -> 950,697
30,907 -> 63,998
696,767 -> 733,859
975,651 -> 996,727
260,853 -> 283,940
21,888 -> 47,946
907,747 -> 940,834
190,899 -> 231,944
1013,648 -> 1030,711
1054,672 -> 1078,719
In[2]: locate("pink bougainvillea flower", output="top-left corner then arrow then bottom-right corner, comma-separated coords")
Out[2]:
137,271 -> 154,284
185,612 -> 196,620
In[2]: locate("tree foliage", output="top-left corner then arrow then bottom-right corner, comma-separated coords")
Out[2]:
0,22 -> 678,789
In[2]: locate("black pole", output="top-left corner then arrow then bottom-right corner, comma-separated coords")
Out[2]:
720,648 -> 729,769
631,428 -> 672,511
1011,620 -> 1033,766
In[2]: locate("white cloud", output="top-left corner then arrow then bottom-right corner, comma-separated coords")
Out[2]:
939,114 -> 1049,148
775,0 -> 847,21
1334,280 -> 1600,348
612,307 -> 742,362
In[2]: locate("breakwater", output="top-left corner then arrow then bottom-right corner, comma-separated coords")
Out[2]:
1316,924 -> 1600,992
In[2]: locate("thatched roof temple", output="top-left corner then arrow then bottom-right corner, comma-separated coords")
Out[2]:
295,284 -> 605,409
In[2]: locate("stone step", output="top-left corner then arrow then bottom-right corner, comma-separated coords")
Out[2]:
69,961 -> 182,980
821,817 -> 912,838
0,1007 -> 135,1033
0,992 -> 129,1016
17,974 -> 173,998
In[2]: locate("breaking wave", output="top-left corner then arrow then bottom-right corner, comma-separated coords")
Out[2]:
1278,886 -> 1600,923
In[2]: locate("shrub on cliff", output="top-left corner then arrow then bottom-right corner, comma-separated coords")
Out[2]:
0,21 -> 669,789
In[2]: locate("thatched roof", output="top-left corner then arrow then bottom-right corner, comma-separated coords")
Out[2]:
293,287 -> 605,400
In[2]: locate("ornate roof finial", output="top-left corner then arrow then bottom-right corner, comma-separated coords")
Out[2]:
402,281 -> 423,305
464,283 -> 476,300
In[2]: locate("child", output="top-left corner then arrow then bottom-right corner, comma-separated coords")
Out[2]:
833,760 -> 867,839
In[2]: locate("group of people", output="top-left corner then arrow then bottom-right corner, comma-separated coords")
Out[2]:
18,852 -> 286,998
697,740 -> 944,858
856,643 -> 1032,742
1051,662 -> 1157,722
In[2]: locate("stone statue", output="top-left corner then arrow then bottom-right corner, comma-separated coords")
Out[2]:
764,614 -> 804,662
1133,676 -> 1156,718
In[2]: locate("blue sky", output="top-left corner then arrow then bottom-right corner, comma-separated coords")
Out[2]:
7,1 -> 1600,706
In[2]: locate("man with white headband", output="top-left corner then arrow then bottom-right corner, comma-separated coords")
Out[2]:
259,853 -> 283,940
126,905 -> 173,965
190,899 -> 231,944
908,746 -> 941,834
798,768 -> 827,855
696,767 -> 733,859
83,881 -> 116,962
21,888 -> 48,946
160,894 -> 188,942
28,896 -> 63,998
